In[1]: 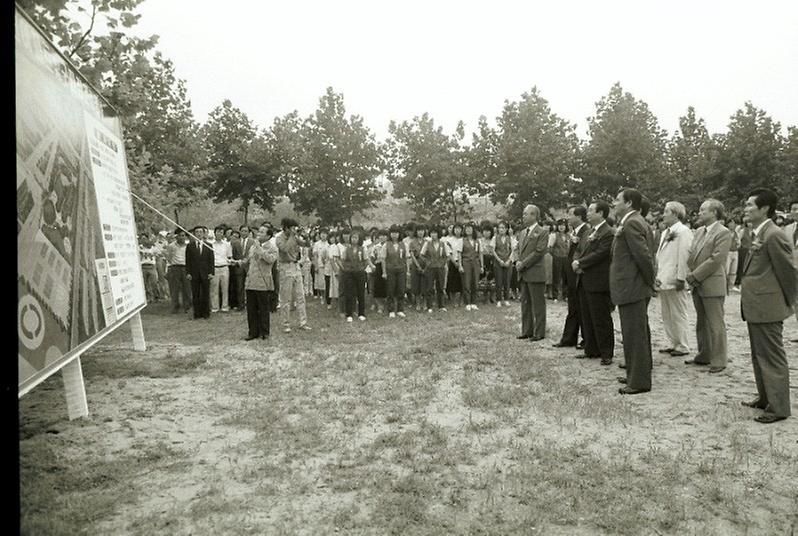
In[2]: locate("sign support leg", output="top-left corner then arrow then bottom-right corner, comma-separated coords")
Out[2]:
61,358 -> 89,420
129,311 -> 146,351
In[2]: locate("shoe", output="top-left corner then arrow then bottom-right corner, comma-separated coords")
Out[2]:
618,363 -> 627,369
741,399 -> 767,409
346,317 -> 353,323
496,302 -> 502,307
389,312 -> 396,318
754,414 -> 787,424
576,342 -> 585,350
397,311 -> 406,318
471,304 -> 479,311
211,308 -> 219,313
684,359 -> 708,366
670,350 -> 689,357
244,335 -> 258,341
659,348 -> 675,354
261,334 -> 269,340
552,342 -> 576,348
440,308 -> 447,312
326,304 -> 332,310
504,301 -> 511,307
530,336 -> 544,342
574,354 -> 593,359
708,366 -> 726,373
600,358 -> 613,366
358,316 -> 366,321
283,327 -> 292,333
221,308 -> 230,312
517,335 -> 531,340
618,387 -> 650,395
617,376 -> 627,384
299,325 -> 311,331
428,308 -> 434,313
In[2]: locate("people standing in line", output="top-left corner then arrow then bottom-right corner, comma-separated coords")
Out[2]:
336,229 -> 350,316
492,221 -> 513,307
479,224 -> 495,304
154,233 -> 170,301
243,225 -> 278,341
139,234 -> 161,303
300,238 -> 313,297
446,223 -> 464,307
421,225 -> 449,313
164,228 -> 192,314
516,204 -> 549,341
550,219 -> 570,302
341,228 -> 373,322
407,224 -> 427,311
185,226 -> 214,319
209,226 -> 232,313
369,229 -> 388,313
611,189 -> 655,394
553,206 -> 589,349
508,224 -> 520,300
276,218 -> 311,333
571,201 -> 615,365
326,230 -> 341,311
739,188 -> 796,423
685,199 -> 732,373
654,201 -> 694,358
313,229 -> 329,302
461,222 -> 483,311
382,225 -> 407,318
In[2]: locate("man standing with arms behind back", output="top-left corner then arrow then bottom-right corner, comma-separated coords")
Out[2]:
740,189 -> 796,423
515,204 -> 549,342
685,199 -> 732,373
553,206 -> 589,349
611,188 -> 655,394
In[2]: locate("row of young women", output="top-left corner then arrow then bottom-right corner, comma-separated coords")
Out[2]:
297,220 -> 575,321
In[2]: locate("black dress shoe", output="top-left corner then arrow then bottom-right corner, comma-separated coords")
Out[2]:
708,366 -> 726,373
684,359 -> 708,366
574,354 -> 599,359
670,350 -> 689,357
261,334 -> 270,340
658,348 -> 675,354
619,386 -> 650,395
552,342 -> 576,348
618,363 -> 627,369
600,358 -> 613,366
531,336 -> 545,341
617,376 -> 627,384
517,335 -> 531,340
244,335 -> 258,341
741,399 -> 767,409
754,414 -> 787,424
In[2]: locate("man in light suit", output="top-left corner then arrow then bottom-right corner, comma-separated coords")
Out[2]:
740,188 -> 797,423
685,199 -> 732,373
515,204 -> 549,341
611,189 -> 656,394
784,200 -> 798,342
655,201 -> 694,358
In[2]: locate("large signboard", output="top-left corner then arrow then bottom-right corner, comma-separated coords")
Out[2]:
16,5 -> 146,396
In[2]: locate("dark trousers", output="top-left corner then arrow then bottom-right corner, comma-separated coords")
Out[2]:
551,256 -> 566,299
385,269 -> 406,313
578,286 -> 614,359
559,282 -> 582,345
190,277 -> 210,318
425,266 -> 446,309
735,248 -> 748,286
494,264 -> 510,301
462,260 -> 480,305
324,275 -> 331,304
231,265 -> 246,309
747,321 -> 791,417
619,300 -> 652,390
520,281 -> 546,338
409,267 -> 425,304
271,262 -> 279,311
246,289 -> 270,338
167,266 -> 192,312
343,270 -> 366,317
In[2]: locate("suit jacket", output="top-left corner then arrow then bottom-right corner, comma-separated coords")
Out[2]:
564,223 -> 590,288
655,222 -> 693,290
741,220 -> 797,323
575,221 -> 613,293
517,223 -> 549,283
784,221 -> 798,274
610,212 -> 655,306
185,240 -> 215,279
686,223 -> 731,298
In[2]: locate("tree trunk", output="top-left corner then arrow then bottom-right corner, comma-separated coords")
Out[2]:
242,198 -> 249,226
173,209 -> 180,226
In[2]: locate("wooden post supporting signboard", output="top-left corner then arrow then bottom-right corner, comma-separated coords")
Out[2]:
61,358 -> 89,420
129,311 -> 146,352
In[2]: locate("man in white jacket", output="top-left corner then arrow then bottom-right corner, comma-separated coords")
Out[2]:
655,201 -> 694,357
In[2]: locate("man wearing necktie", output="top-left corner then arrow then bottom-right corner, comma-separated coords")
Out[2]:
685,199 -> 732,373
185,226 -> 214,319
739,189 -> 796,423
515,204 -> 549,341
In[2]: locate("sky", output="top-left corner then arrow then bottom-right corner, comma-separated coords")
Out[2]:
124,0 -> 798,141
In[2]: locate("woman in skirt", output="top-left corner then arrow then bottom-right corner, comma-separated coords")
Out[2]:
445,222 -> 464,307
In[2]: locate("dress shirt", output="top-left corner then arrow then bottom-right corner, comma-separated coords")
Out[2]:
212,239 -> 232,267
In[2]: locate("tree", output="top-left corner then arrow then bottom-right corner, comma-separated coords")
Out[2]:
385,113 -> 474,223
667,107 -> 720,211
471,88 -> 580,219
778,126 -> 798,203
712,103 -> 784,207
289,88 -> 384,226
581,83 -> 670,204
203,100 -> 282,224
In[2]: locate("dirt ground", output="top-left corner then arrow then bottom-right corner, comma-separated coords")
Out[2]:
19,293 -> 798,535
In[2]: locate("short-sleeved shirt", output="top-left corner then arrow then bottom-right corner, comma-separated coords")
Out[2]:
276,233 -> 302,263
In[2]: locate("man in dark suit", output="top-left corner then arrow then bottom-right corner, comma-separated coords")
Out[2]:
185,225 -> 214,319
553,205 -> 590,348
740,188 -> 796,423
572,201 -> 615,365
515,204 -> 549,341
611,189 -> 656,394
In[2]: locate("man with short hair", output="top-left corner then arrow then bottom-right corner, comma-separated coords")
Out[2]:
515,204 -> 549,341
739,189 -> 796,423
276,217 -> 311,332
572,201 -> 615,365
210,225 -> 233,312
655,201 -> 694,357
553,205 -> 589,349
783,200 -> 798,340
611,188 -> 655,394
685,199 -> 732,373
165,228 -> 192,313
185,226 -> 214,319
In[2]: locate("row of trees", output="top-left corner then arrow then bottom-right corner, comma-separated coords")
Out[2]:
23,1 -> 798,229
